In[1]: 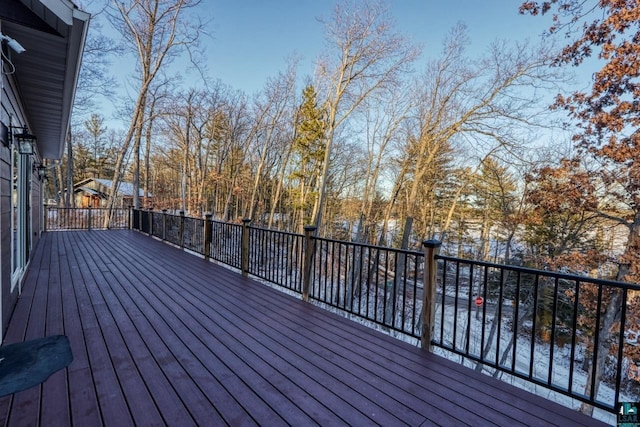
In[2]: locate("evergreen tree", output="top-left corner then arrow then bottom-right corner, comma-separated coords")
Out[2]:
290,85 -> 326,232
84,113 -> 107,178
472,157 -> 518,262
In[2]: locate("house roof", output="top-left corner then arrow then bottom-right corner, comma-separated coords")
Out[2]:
74,178 -> 151,198
94,179 -> 150,198
0,0 -> 90,159
75,186 -> 102,197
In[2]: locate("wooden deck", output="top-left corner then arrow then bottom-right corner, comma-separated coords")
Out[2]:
0,230 -> 606,426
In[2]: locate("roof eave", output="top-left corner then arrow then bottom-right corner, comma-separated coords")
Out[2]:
2,0 -> 90,160
57,9 -> 90,159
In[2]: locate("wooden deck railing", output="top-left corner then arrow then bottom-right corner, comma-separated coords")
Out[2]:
47,207 -> 639,416
44,206 -> 131,230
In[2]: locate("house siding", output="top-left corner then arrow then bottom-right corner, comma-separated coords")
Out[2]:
0,64 -> 40,338
0,142 -> 14,333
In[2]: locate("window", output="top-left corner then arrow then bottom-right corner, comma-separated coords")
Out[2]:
11,144 -> 31,292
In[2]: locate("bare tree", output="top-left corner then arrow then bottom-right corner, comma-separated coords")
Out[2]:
247,62 -> 298,221
312,0 -> 420,234
65,14 -> 117,207
357,87 -> 412,242
104,0 -> 205,222
396,24 -> 560,242
154,83 -> 251,217
211,91 -> 251,220
74,18 -> 117,114
202,84 -> 249,218
142,79 -> 171,207
159,88 -> 203,213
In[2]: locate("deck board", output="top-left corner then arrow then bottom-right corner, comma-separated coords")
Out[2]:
60,232 -> 135,427
93,235 -> 413,425
0,230 -> 608,426
56,232 -> 102,427
95,232 -> 436,425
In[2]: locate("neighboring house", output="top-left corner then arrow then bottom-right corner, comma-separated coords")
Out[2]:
73,178 -> 153,208
0,1 -> 89,341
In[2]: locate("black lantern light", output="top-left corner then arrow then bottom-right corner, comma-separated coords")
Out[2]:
11,126 -> 36,155
36,165 -> 47,180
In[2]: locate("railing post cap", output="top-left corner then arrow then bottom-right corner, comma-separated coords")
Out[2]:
162,209 -> 167,213
205,212 -> 212,219
180,211 -> 185,216
242,218 -> 251,224
423,239 -> 442,248
303,225 -> 317,232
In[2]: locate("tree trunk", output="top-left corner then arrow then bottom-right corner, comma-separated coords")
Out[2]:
144,119 -> 152,207
475,270 -> 514,372
104,82 -> 148,227
211,161 -> 224,218
346,214 -> 366,311
181,115 -> 190,213
248,134 -> 270,220
492,298 -> 535,378
132,122 -> 143,209
312,133 -> 332,234
267,147 -> 291,230
479,211 -> 490,261
378,160 -> 409,247
222,176 -> 236,221
579,216 -> 637,415
385,216 -> 412,325
579,288 -> 623,415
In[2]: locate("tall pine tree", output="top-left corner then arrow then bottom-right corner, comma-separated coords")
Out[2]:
290,85 -> 326,232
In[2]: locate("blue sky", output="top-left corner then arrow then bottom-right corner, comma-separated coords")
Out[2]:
184,1 -> 552,95
84,0 -> 586,185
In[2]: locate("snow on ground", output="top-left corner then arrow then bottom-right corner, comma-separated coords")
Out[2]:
432,302 -> 635,425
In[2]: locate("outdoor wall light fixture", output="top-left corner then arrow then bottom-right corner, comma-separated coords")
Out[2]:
11,126 -> 36,155
36,165 -> 47,181
0,34 -> 26,54
0,33 -> 25,75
